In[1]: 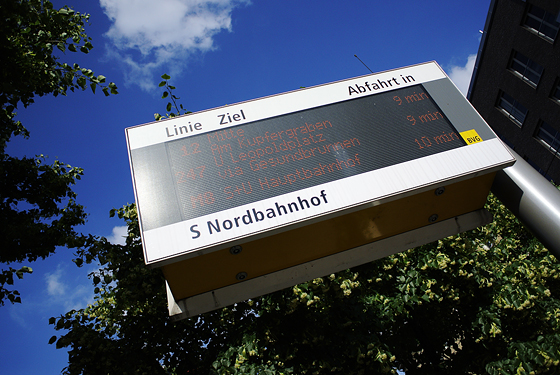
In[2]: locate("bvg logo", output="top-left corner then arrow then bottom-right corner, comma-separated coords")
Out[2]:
460,130 -> 483,145
466,135 -> 482,144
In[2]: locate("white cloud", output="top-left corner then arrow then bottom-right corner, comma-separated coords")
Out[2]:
9,305 -> 30,329
107,225 -> 128,245
45,266 -> 66,297
100,0 -> 249,90
45,265 -> 94,311
448,54 -> 477,96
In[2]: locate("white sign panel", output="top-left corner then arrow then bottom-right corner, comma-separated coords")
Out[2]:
126,62 -> 514,266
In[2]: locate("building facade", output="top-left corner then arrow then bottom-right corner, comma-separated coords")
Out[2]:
468,0 -> 560,182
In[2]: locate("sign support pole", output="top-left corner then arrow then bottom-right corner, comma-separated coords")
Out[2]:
491,148 -> 560,259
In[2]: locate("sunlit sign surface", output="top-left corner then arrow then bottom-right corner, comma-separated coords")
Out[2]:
126,62 -> 513,266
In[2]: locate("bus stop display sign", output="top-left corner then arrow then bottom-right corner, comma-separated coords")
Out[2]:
126,62 -> 513,267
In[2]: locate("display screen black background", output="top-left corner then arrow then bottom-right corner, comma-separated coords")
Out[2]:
158,84 -> 466,224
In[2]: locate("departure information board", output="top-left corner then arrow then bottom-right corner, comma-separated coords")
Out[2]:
126,62 -> 513,266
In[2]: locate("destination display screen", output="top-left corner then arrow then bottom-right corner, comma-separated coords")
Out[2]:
126,62 -> 513,265
131,84 -> 465,232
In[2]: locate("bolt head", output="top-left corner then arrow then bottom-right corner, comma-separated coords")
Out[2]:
230,245 -> 242,255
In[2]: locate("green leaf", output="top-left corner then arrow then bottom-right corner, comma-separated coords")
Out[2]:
68,44 -> 77,52
48,336 -> 57,345
166,102 -> 172,112
56,319 -> 65,330
158,81 -> 166,87
161,73 -> 171,80
77,76 -> 86,89
162,91 -> 169,99
73,258 -> 84,267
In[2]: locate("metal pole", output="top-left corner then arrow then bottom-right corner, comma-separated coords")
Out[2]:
491,149 -> 560,259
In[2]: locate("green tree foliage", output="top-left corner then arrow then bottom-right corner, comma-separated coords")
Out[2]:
50,194 -> 560,374
153,74 -> 191,121
49,79 -> 560,374
0,0 -> 117,305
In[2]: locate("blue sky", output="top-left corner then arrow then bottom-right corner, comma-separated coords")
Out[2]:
2,0 -> 489,373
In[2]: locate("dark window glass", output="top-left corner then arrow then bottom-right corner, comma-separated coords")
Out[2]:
551,79 -> 560,103
509,51 -> 543,87
524,5 -> 560,42
535,120 -> 560,153
497,92 -> 528,126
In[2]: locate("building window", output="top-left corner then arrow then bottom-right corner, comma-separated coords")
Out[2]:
509,51 -> 543,87
551,79 -> 560,104
535,120 -> 560,153
497,91 -> 528,126
523,4 -> 560,42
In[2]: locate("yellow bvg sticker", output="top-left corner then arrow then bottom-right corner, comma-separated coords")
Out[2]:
460,129 -> 483,145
